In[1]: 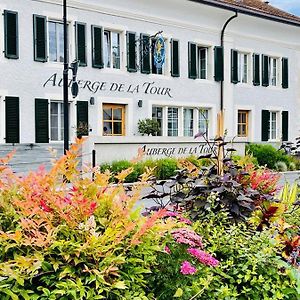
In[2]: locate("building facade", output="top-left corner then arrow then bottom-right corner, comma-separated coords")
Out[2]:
0,0 -> 300,167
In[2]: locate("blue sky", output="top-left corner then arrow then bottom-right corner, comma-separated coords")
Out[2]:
270,0 -> 300,16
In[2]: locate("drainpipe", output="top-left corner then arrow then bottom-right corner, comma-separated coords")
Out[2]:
220,12 -> 238,111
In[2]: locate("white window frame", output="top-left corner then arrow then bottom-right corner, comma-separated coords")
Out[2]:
269,111 -> 278,141
269,57 -> 278,87
198,108 -> 209,137
238,52 -> 248,83
183,108 -> 194,137
50,101 -> 64,141
152,106 -> 163,136
167,107 -> 179,136
197,46 -> 208,80
48,20 -> 65,63
103,29 -> 121,70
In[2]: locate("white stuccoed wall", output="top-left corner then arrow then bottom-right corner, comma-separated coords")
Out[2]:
0,0 -> 299,171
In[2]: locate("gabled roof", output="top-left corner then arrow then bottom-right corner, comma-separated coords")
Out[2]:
190,0 -> 300,27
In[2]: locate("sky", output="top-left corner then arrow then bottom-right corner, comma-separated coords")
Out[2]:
270,0 -> 300,16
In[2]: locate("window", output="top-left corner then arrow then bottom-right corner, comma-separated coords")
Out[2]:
198,109 -> 209,136
50,102 -> 64,141
104,30 -> 120,69
231,50 -> 249,84
237,110 -> 249,137
168,108 -> 178,136
183,109 -> 194,136
269,57 -> 278,86
239,53 -> 248,83
188,43 -> 209,79
198,47 -> 208,79
4,10 -> 19,59
152,106 -> 163,136
103,104 -> 125,136
269,111 -> 277,140
49,21 -> 64,62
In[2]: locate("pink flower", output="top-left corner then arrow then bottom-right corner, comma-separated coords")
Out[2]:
178,217 -> 192,225
171,228 -> 203,248
187,248 -> 220,267
180,261 -> 197,275
164,246 -> 171,254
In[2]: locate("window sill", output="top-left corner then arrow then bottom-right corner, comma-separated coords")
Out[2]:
195,78 -> 215,84
234,83 -> 252,88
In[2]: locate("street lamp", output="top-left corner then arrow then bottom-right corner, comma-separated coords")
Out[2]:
63,0 -> 69,154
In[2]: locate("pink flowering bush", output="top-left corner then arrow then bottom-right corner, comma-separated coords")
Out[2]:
180,261 -> 197,275
146,225 -> 220,299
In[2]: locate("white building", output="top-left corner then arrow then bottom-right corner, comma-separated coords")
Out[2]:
0,0 -> 300,168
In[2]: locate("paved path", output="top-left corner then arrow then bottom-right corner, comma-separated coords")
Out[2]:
279,171 -> 300,185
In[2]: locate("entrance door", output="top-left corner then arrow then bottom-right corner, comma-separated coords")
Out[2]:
103,104 -> 125,136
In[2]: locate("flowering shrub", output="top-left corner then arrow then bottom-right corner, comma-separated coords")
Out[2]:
146,225 -> 219,299
0,140 -> 178,299
237,163 -> 281,195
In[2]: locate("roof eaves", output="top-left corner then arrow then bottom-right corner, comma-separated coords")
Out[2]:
189,0 -> 300,27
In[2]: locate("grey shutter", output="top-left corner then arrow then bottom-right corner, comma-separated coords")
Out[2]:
5,97 -> 20,143
127,32 -> 137,72
91,25 -> 103,68
253,54 -> 260,86
140,34 -> 150,74
262,55 -> 269,87
4,10 -> 18,59
33,15 -> 47,62
77,101 -> 89,138
214,46 -> 224,82
35,99 -> 49,143
171,39 -> 180,77
231,49 -> 238,84
282,58 -> 288,89
188,42 -> 197,79
76,22 -> 87,66
261,110 -> 270,141
282,111 -> 289,141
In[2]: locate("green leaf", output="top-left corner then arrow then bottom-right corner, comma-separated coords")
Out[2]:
173,288 -> 183,298
113,281 -> 127,289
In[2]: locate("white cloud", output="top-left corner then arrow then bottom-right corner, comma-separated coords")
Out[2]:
269,0 -> 300,15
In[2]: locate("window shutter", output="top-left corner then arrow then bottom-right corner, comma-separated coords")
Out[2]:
35,99 -> 49,143
77,101 -> 89,138
171,39 -> 180,77
127,32 -> 137,72
214,46 -> 224,82
188,42 -> 197,79
231,49 -> 238,84
262,54 -> 269,87
261,110 -> 270,141
91,25 -> 103,68
282,111 -> 289,141
282,58 -> 289,89
140,34 -> 150,74
5,97 -> 20,143
33,15 -> 47,62
4,10 -> 18,59
75,22 -> 87,66
253,54 -> 260,86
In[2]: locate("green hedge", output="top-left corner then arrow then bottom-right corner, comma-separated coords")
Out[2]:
246,143 -> 299,170
99,158 -> 178,182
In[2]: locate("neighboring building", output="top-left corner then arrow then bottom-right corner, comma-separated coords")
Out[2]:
0,0 -> 300,169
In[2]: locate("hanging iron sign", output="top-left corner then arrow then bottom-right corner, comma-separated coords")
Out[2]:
153,34 -> 166,69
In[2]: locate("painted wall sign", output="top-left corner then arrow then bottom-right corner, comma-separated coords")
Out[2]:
142,144 -> 213,157
43,73 -> 173,98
